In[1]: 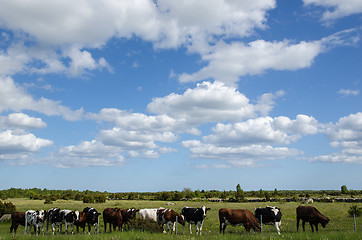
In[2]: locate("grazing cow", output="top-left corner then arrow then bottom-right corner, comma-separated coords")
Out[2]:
139,208 -> 165,222
118,208 -> 138,230
181,206 -> 210,235
60,209 -> 79,234
103,208 -> 123,232
25,210 -> 47,235
255,206 -> 282,234
46,208 -> 62,234
74,211 -> 87,233
157,208 -> 185,234
83,207 -> 101,234
296,206 -> 330,232
219,208 -> 260,234
10,212 -> 25,234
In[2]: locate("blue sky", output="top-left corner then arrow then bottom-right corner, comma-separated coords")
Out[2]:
0,0 -> 362,192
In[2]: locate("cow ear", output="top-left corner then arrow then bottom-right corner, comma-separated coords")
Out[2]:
207,208 -> 211,211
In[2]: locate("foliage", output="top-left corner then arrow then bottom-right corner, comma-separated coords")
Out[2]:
235,184 -> 246,202
341,185 -> 349,194
348,205 -> 361,217
0,201 -> 16,217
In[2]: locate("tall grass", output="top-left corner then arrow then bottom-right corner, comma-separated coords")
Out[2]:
0,198 -> 361,239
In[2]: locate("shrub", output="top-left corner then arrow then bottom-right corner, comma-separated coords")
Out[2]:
348,205 -> 361,217
0,201 -> 16,217
44,198 -> 53,204
83,195 -> 94,203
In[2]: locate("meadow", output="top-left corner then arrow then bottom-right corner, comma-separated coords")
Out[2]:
0,198 -> 361,239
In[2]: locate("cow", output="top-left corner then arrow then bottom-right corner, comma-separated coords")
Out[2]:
60,209 -> 79,234
254,206 -> 282,234
10,212 -> 25,234
24,210 -> 47,235
181,206 -> 210,235
139,208 -> 165,222
46,207 -> 62,234
219,208 -> 260,234
118,208 -> 138,231
296,205 -> 330,232
157,208 -> 185,234
103,208 -> 122,232
74,211 -> 87,233
83,207 -> 101,234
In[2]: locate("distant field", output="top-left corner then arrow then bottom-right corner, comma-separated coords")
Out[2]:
0,198 -> 361,239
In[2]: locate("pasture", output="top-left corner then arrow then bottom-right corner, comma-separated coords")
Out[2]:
0,198 -> 361,239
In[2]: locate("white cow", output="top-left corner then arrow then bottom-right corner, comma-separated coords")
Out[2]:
25,210 -> 46,235
139,208 -> 165,222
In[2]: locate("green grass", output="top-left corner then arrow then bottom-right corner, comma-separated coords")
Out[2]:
0,198 -> 361,239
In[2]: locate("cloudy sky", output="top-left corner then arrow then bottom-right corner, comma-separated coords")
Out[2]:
0,0 -> 361,192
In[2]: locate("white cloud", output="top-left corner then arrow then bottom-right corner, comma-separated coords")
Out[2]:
337,88 -> 360,96
56,140 -> 125,168
0,76 -> 84,121
181,140 -> 301,165
312,112 -> 362,164
0,113 -> 46,130
0,129 -> 52,157
304,0 -> 362,21
147,81 -> 281,126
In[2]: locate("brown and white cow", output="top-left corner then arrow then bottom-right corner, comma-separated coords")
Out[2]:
103,208 -> 123,232
10,212 -> 25,234
219,208 -> 260,234
296,206 -> 330,232
74,211 -> 87,233
157,208 -> 185,234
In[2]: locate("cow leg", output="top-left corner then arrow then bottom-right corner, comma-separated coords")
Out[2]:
189,222 -> 192,234
302,220 -> 306,232
309,222 -> 314,232
88,223 -> 91,234
274,222 -> 281,234
315,223 -> 318,232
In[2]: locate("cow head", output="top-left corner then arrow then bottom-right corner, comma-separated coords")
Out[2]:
127,208 -> 137,219
201,206 -> 211,218
36,210 -> 46,223
321,217 -> 330,228
178,214 -> 185,226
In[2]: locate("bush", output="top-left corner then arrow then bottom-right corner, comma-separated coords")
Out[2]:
44,198 -> 53,204
0,201 -> 16,217
83,195 -> 95,203
348,205 -> 361,217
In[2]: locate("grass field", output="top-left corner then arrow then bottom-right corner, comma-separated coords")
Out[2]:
0,198 -> 361,239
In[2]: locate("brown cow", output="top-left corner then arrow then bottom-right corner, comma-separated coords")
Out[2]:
10,212 -> 25,234
118,208 -> 138,231
157,208 -> 185,234
296,206 -> 330,232
74,212 -> 87,233
103,208 -> 122,232
219,208 -> 260,234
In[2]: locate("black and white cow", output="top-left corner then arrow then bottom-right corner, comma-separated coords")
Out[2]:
46,208 -> 62,234
181,206 -> 210,235
60,210 -> 79,234
254,206 -> 282,234
83,207 -> 101,234
25,210 -> 46,235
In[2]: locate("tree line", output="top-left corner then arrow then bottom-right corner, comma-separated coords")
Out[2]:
1,185 -> 360,204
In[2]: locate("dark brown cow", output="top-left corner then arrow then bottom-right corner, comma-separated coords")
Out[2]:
118,208 -> 137,231
219,208 -> 260,234
296,206 -> 330,232
10,212 -> 25,234
103,208 -> 122,232
157,208 -> 185,234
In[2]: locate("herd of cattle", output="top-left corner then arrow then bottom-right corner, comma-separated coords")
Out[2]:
9,205 -> 330,235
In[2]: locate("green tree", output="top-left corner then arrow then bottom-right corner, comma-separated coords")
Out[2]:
341,185 -> 349,194
235,184 -> 245,202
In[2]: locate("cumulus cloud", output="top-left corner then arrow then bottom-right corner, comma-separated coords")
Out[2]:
0,129 -> 52,159
304,0 -> 362,21
147,81 -> 282,126
312,112 -> 362,164
55,140 -> 125,168
0,76 -> 84,121
0,113 -> 46,130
